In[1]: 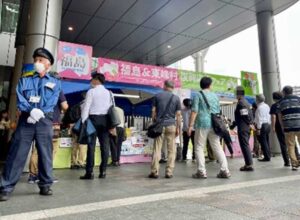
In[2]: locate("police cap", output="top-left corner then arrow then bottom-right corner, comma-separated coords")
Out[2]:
33,48 -> 54,65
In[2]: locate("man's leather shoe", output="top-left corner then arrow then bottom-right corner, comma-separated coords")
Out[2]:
0,191 -> 10,202
80,173 -> 94,180
258,158 -> 270,162
165,174 -> 173,179
98,173 -> 106,178
148,173 -> 159,179
39,187 -> 53,196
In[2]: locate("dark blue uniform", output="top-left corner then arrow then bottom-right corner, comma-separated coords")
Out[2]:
0,72 -> 61,193
233,97 -> 253,166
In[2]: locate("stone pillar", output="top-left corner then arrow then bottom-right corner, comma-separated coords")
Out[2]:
256,11 -> 281,153
23,0 -> 63,68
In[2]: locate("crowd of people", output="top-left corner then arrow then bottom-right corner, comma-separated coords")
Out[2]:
1,47 -> 300,202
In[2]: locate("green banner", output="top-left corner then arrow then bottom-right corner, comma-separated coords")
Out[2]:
179,70 -> 238,94
241,71 -> 259,96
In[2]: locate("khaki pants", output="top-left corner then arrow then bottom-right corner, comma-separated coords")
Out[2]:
151,125 -> 176,175
71,135 -> 87,166
285,132 -> 300,166
29,138 -> 59,176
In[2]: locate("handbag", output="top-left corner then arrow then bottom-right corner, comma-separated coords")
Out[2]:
107,92 -> 121,129
200,91 -> 227,137
147,94 -> 174,138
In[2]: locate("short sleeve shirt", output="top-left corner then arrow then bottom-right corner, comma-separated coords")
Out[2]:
192,90 -> 220,129
53,91 -> 67,124
152,91 -> 181,126
270,102 -> 281,131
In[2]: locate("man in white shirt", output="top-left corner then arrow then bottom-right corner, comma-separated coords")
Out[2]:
255,94 -> 271,162
80,73 -> 113,179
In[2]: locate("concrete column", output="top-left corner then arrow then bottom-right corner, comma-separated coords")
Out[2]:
256,11 -> 281,153
24,0 -> 63,68
8,0 -> 29,123
192,48 -> 209,72
256,11 -> 281,103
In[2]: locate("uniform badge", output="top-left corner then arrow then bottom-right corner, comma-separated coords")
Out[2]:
45,82 -> 56,89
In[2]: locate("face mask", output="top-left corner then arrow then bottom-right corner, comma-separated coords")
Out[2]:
34,62 -> 46,74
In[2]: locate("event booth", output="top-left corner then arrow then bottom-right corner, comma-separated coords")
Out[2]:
51,41 -> 257,168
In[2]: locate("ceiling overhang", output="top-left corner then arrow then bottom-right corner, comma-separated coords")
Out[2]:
61,0 -> 299,66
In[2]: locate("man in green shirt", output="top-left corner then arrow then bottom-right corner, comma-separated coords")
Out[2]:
188,77 -> 231,179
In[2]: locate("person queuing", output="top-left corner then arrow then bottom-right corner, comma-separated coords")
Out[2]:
148,80 -> 181,179
80,73 -> 113,180
0,48 -> 61,201
189,77 -> 231,179
251,102 -> 261,158
28,90 -> 68,183
181,98 -> 195,161
0,110 -> 10,161
270,92 -> 290,166
109,106 -> 125,166
255,94 -> 271,162
230,86 -> 254,171
278,86 -> 300,171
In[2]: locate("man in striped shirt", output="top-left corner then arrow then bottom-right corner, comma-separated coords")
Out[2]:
278,86 -> 300,170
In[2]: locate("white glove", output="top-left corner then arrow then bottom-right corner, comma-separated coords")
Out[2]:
27,116 -> 37,124
30,108 -> 45,122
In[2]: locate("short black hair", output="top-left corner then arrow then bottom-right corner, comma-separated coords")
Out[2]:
282,86 -> 293,95
92,73 -> 105,84
200,76 -> 212,89
183,98 -> 192,107
272,91 -> 283,101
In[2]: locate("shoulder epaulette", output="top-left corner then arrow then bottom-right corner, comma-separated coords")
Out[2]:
48,71 -> 61,79
21,72 -> 34,77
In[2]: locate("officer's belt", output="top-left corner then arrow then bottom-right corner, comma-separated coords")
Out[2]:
21,111 -> 54,120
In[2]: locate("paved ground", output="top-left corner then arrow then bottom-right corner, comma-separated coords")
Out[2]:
1,156 -> 300,220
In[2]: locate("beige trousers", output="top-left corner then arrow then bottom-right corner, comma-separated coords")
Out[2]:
151,125 -> 176,175
71,134 -> 87,166
29,138 -> 59,176
285,132 -> 300,166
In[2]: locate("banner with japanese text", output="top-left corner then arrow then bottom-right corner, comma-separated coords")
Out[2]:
98,58 -> 181,88
179,70 -> 238,94
241,71 -> 259,96
57,41 -> 93,80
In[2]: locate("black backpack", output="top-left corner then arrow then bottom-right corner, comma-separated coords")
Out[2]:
62,102 -> 82,124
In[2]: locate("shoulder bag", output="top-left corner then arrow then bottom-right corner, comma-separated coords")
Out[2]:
200,91 -> 227,137
147,94 -> 174,138
107,92 -> 121,129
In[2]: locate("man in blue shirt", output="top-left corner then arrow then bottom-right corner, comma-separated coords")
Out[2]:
0,48 -> 61,201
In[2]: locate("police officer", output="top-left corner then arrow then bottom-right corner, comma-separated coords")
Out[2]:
0,48 -> 61,201
230,86 -> 254,171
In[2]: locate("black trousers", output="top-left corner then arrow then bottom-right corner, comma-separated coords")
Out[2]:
86,115 -> 110,174
223,130 -> 233,155
275,126 -> 289,164
238,129 -> 253,166
110,127 -> 125,162
182,131 -> 195,160
258,123 -> 271,160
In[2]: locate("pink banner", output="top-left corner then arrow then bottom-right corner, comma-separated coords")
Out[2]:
98,58 -> 181,88
57,41 -> 93,80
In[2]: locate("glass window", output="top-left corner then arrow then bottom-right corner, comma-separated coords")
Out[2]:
1,1 -> 19,33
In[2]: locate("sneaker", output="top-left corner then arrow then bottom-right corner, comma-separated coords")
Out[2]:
165,174 -> 173,179
53,178 -> 59,183
217,170 -> 231,178
292,166 -> 298,171
28,174 -> 39,184
240,165 -> 254,172
192,171 -> 207,179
